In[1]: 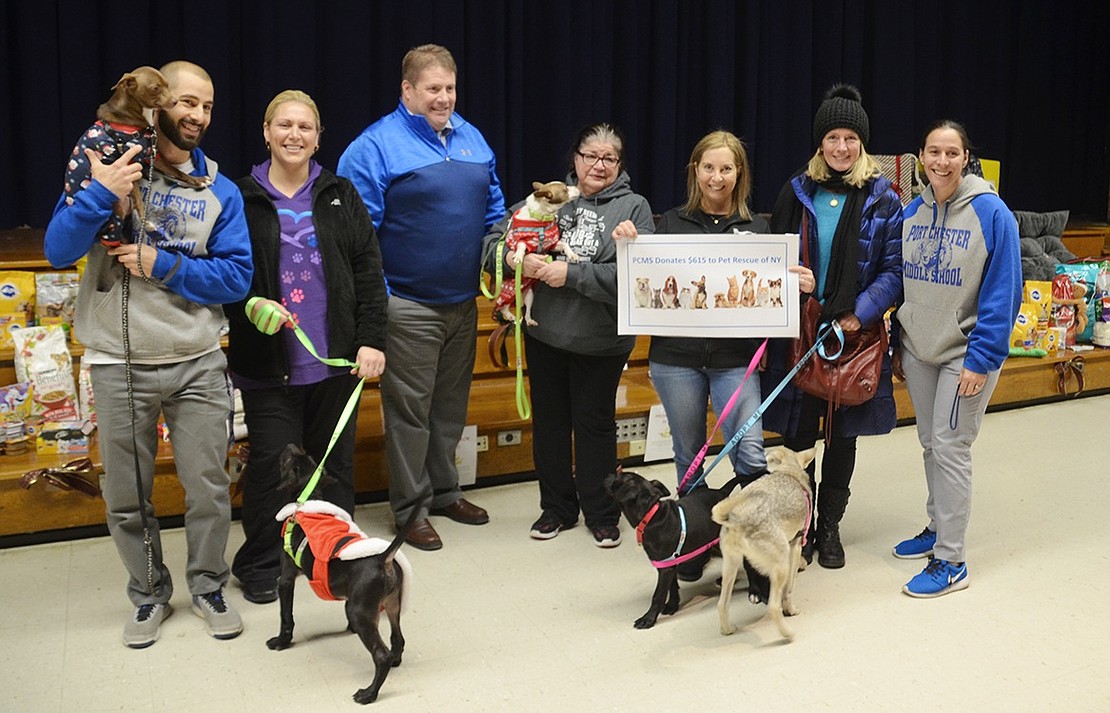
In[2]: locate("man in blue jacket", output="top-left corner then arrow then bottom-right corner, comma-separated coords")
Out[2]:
44,61 -> 252,648
339,44 -> 505,550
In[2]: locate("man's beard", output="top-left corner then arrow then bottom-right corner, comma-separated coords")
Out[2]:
158,112 -> 206,152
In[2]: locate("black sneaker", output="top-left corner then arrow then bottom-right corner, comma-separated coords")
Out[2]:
591,525 -> 622,548
530,512 -> 574,540
243,580 -> 278,605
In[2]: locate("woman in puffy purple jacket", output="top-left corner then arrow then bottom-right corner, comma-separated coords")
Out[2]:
762,84 -> 903,572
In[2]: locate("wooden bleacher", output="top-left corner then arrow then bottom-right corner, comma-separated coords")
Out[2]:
1,225 -> 1108,541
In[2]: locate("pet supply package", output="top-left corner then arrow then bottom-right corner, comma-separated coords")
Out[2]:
1094,261 -> 1110,347
35,272 -> 80,336
0,382 -> 34,421
77,363 -> 96,424
1022,280 -> 1052,327
0,270 -> 37,349
36,421 -> 90,455
12,325 -> 79,422
1009,303 -> 1039,349
1054,262 -> 1098,343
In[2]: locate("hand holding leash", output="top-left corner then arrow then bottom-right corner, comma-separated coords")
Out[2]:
245,296 -> 291,335
352,346 -> 385,380
108,243 -> 158,279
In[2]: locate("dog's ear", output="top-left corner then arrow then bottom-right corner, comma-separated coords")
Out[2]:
112,73 -> 138,92
531,181 -> 544,192
765,446 -> 785,469
649,480 -> 671,498
796,447 -> 818,471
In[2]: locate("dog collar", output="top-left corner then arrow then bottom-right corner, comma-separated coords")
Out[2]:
649,504 -> 723,569
526,208 -> 556,222
635,502 -> 661,545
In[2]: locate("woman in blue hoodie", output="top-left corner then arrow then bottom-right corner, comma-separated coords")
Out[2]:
892,120 -> 1021,598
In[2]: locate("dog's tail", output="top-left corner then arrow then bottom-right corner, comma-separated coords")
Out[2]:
382,498 -> 429,565
711,494 -> 746,527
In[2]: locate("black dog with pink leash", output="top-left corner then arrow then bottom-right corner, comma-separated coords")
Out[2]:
604,470 -> 746,629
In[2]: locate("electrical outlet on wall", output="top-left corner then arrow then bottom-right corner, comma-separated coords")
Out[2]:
497,430 -> 522,446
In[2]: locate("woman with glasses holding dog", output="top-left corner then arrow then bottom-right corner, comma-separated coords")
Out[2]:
225,90 -> 388,604
891,119 -> 1021,597
483,123 -> 654,548
762,84 -> 903,572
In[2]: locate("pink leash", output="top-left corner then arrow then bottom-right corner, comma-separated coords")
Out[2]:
676,339 -> 768,495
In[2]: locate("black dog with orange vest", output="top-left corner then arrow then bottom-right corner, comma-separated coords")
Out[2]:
270,444 -> 419,705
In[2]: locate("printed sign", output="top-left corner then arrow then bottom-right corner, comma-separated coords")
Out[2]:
616,233 -> 800,337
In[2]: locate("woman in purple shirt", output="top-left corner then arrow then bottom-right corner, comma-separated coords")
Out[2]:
226,90 -> 388,604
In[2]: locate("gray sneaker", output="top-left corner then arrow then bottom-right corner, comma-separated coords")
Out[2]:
191,590 -> 243,640
123,602 -> 172,649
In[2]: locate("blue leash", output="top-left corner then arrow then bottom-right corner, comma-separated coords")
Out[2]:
682,320 -> 842,492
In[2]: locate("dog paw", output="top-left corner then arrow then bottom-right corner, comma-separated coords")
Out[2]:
784,605 -> 800,617
525,318 -> 539,327
747,591 -> 767,605
633,615 -> 658,629
352,687 -> 379,705
662,602 -> 679,616
720,623 -> 735,636
266,635 -> 292,650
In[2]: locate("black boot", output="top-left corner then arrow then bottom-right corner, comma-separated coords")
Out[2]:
800,468 -> 818,566
815,485 -> 850,569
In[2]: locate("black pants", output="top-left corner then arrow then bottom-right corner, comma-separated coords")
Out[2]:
232,374 -> 360,586
524,334 -> 631,529
782,393 -> 857,490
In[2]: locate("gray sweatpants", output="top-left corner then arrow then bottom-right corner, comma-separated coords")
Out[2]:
92,350 -> 232,606
380,295 -> 476,525
900,349 -> 1000,563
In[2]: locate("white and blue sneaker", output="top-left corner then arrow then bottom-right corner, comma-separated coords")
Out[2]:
892,527 -> 937,559
903,557 -> 969,598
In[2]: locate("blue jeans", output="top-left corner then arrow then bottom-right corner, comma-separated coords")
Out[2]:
648,361 -> 766,488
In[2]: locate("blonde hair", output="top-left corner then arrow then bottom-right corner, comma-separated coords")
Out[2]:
402,44 -> 457,84
263,90 -> 323,134
682,130 -> 753,221
806,145 -> 881,188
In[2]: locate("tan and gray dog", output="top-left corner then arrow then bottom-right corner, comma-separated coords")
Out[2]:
712,446 -> 816,641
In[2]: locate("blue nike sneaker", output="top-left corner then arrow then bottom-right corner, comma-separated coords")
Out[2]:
903,557 -> 969,598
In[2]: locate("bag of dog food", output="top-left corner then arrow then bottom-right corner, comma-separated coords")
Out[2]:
35,272 -> 80,337
1094,261 -> 1110,347
12,325 -> 78,422
1055,262 -> 1099,343
1009,303 -> 1039,349
1023,280 -> 1052,327
0,270 -> 37,349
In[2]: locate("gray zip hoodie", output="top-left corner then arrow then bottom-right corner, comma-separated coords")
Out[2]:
483,171 -> 654,355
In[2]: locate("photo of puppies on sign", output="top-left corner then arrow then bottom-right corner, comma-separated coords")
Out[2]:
615,232 -> 800,339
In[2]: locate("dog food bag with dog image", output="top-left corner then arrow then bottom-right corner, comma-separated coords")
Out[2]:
0,270 -> 37,349
12,325 -> 79,422
35,272 -> 80,338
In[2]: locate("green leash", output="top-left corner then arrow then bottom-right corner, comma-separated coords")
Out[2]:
286,321 -> 365,505
480,233 -> 531,420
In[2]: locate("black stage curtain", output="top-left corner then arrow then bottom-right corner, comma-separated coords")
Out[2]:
3,0 -> 1108,232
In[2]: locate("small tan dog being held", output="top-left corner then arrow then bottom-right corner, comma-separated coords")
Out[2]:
492,181 -> 580,325
712,446 -> 816,641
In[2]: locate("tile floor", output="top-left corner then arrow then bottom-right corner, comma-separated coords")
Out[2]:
3,397 -> 1109,712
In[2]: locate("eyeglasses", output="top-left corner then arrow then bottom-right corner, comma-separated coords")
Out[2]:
576,151 -> 620,168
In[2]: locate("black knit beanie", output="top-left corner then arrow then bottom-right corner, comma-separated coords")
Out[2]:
812,84 -> 870,149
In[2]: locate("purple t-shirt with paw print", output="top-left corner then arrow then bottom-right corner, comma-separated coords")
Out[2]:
252,160 -> 343,386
